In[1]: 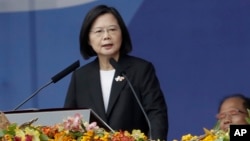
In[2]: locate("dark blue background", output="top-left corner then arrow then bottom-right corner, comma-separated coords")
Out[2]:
1,0 -> 250,140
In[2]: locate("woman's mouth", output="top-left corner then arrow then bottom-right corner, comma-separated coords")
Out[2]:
102,44 -> 113,49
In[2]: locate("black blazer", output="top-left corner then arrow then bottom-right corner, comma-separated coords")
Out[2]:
64,55 -> 168,140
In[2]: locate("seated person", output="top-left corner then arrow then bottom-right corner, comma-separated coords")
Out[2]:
216,93 -> 250,131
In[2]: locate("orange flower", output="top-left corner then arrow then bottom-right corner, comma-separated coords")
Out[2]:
111,131 -> 134,141
53,131 -> 76,141
41,126 -> 59,138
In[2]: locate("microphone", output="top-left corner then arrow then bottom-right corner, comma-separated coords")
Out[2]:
13,60 -> 80,111
109,58 -> 152,140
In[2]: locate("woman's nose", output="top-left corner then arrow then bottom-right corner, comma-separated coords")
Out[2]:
103,32 -> 111,40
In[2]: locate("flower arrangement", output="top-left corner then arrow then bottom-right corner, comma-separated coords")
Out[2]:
0,113 -> 147,141
173,109 -> 250,141
175,127 -> 229,141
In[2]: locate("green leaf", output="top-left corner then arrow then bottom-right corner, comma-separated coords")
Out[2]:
0,130 -> 4,137
39,134 -> 49,141
213,120 -> 221,131
246,108 -> 250,124
7,123 -> 17,131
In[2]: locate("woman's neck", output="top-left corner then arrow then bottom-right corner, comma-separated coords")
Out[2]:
98,55 -> 119,70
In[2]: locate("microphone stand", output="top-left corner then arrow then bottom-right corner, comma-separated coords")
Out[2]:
13,60 -> 80,111
13,81 -> 53,111
109,58 -> 152,140
122,73 -> 152,140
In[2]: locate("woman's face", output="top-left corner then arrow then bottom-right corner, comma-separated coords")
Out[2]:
217,97 -> 248,131
88,13 -> 122,59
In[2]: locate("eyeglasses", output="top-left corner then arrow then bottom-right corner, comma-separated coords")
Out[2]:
216,108 -> 247,120
90,25 -> 120,37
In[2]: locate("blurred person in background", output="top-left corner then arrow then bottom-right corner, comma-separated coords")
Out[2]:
216,93 -> 250,131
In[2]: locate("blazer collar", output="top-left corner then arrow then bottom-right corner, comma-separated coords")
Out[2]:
89,59 -> 107,120
90,56 -> 132,117
106,55 -> 131,116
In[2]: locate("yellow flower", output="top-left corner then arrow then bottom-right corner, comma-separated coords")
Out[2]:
53,131 -> 76,141
175,127 -> 230,141
24,127 -> 41,141
81,130 -> 94,141
201,134 -> 216,141
15,128 -> 26,141
181,134 -> 198,141
98,133 -> 110,141
131,129 -> 147,140
3,134 -> 12,141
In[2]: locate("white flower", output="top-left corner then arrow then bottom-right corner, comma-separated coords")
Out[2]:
115,76 -> 125,82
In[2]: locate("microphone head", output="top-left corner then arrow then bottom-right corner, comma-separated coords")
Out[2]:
51,60 -> 80,83
109,58 -> 118,70
109,58 -> 126,76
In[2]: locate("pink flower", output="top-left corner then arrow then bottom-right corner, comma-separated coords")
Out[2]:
25,135 -> 33,141
86,122 -> 99,130
14,136 -> 21,141
63,113 -> 84,132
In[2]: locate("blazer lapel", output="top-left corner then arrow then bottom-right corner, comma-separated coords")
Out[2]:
106,56 -> 131,116
106,71 -> 126,116
89,60 -> 107,120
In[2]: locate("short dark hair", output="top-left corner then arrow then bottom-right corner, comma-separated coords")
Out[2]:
218,93 -> 250,112
79,5 -> 132,59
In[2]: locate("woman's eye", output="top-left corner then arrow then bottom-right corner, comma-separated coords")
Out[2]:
95,30 -> 102,33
